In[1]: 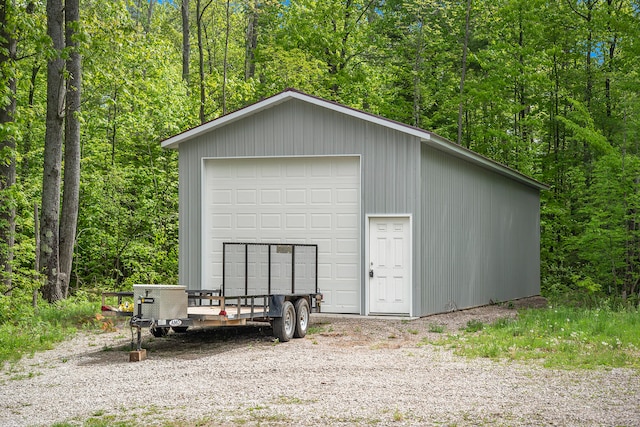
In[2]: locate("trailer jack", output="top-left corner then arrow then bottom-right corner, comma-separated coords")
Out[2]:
130,318 -> 143,351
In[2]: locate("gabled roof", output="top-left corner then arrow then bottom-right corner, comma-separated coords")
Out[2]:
161,89 -> 548,190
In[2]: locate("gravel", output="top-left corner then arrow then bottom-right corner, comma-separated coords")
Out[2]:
1,297 -> 638,427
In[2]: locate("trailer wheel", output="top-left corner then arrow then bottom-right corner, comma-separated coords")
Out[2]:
293,298 -> 310,338
272,301 -> 295,342
150,326 -> 168,338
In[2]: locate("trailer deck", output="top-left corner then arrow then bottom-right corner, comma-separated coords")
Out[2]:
103,243 -> 322,355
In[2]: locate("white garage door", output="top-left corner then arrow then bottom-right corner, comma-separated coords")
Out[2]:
202,156 -> 361,313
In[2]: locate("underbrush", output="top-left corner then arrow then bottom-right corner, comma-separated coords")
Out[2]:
432,304 -> 640,369
0,296 -> 104,367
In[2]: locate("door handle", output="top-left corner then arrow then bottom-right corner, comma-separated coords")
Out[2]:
369,269 -> 374,278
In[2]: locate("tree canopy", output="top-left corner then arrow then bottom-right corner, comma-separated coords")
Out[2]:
1,0 -> 639,309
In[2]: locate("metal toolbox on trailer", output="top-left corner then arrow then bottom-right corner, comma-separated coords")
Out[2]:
133,284 -> 188,320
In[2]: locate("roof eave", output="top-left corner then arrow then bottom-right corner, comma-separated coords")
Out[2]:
160,91 -> 294,149
160,89 -> 548,191
160,90 -> 433,149
422,136 -> 549,191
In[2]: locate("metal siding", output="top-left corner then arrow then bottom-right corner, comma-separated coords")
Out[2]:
177,98 -> 540,316
178,100 -> 422,315
420,145 -> 540,315
178,143 -> 200,288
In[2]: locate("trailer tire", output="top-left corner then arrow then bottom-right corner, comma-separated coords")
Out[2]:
272,301 -> 295,342
151,326 -> 168,338
293,298 -> 310,338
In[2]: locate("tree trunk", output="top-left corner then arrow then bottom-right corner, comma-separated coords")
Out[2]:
197,0 -> 207,123
412,16 -> 424,128
244,0 -> 258,81
604,0 -> 620,127
60,0 -> 82,298
146,0 -> 155,31
41,0 -> 65,303
20,62 -> 40,180
108,86 -> 118,165
515,12 -> 527,166
0,0 -> 18,292
182,0 -> 190,84
457,0 -> 472,146
34,203 -> 40,307
222,0 -> 230,115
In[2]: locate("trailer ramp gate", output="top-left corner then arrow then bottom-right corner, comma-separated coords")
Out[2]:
126,243 -> 321,350
222,242 -> 319,304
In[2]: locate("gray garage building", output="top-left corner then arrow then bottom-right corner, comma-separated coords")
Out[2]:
161,89 -> 547,316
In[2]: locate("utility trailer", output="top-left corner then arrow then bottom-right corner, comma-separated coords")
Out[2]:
106,243 -> 322,350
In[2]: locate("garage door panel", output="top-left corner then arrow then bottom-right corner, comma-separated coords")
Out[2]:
209,167 -> 232,179
203,156 -> 360,313
285,189 -> 306,204
260,189 -> 281,204
237,166 -> 257,178
337,188 -> 358,204
322,290 -> 333,307
336,290 -> 358,309
260,213 -> 281,229
337,161 -> 358,177
236,214 -> 257,229
285,214 -> 306,229
211,190 -> 232,204
211,214 -> 232,229
310,160 -> 331,173
314,238 -> 332,255
237,189 -> 257,204
310,214 -> 331,229
336,263 -> 358,279
286,163 -> 305,177
260,163 -> 281,177
337,214 -> 358,229
336,238 -> 358,255
310,188 -> 332,204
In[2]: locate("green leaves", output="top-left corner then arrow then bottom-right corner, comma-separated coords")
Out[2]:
0,0 -> 639,312
556,98 -> 612,155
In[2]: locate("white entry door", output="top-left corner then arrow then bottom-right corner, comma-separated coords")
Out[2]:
368,217 -> 411,315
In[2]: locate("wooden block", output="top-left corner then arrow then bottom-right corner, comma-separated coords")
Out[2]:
129,349 -> 147,362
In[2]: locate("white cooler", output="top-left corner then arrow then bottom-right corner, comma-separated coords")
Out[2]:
133,284 -> 188,320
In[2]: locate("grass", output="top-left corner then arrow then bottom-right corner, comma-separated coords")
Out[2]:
392,408 -> 404,422
428,323 -> 445,333
306,324 -> 327,335
275,395 -> 311,405
463,319 -> 484,332
432,304 -> 640,369
0,298 -> 103,368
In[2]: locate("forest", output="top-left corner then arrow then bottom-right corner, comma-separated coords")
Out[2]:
1,0 -> 640,314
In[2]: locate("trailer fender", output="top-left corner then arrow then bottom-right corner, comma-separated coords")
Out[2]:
268,295 -> 286,317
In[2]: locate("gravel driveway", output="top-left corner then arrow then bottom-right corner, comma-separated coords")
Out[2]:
1,298 -> 638,426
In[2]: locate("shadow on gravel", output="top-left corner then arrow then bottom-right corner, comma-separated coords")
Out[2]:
78,296 -> 549,365
79,323 -> 277,365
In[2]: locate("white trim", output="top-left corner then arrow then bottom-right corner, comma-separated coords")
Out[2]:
199,153 -> 363,161
162,92 -> 291,149
420,136 -> 545,190
201,155 -> 363,313
199,156 -> 207,290
285,92 -> 432,143
365,214 -> 413,317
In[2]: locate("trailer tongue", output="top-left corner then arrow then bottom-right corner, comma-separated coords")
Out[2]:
106,243 -> 322,353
